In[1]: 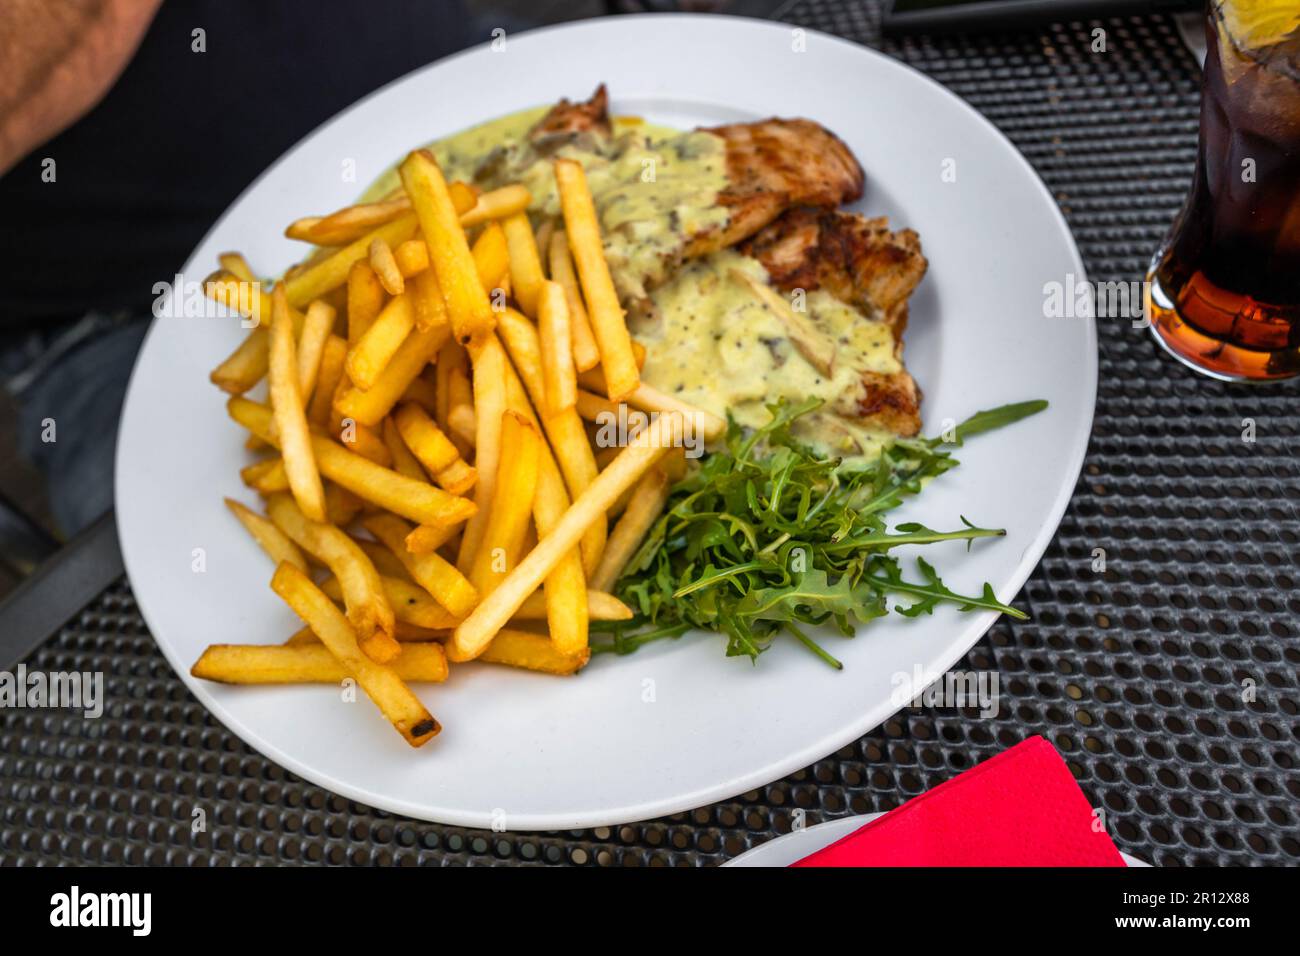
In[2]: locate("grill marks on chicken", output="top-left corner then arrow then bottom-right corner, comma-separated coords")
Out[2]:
742,207 -> 928,437
683,119 -> 865,258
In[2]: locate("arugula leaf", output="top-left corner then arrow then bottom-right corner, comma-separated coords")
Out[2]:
592,398 -> 1046,666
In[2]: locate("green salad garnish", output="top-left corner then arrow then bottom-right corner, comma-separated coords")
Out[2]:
591,398 -> 1048,668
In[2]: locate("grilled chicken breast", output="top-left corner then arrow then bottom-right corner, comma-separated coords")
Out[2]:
741,207 -> 928,437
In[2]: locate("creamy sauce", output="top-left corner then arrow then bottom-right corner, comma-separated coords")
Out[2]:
365,109 -> 728,302
361,105 -> 895,464
637,249 -> 898,463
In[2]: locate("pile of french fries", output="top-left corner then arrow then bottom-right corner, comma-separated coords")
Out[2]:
192,148 -> 725,747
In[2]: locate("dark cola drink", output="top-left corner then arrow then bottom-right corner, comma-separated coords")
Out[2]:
1147,2 -> 1300,381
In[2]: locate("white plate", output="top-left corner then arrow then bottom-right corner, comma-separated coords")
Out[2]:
724,814 -> 1150,867
115,15 -> 1095,829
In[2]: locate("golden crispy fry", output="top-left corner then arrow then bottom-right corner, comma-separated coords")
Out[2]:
532,458 -> 587,655
337,420 -> 392,467
382,417 -> 427,481
468,411 -> 540,595
265,493 -> 398,661
285,197 -> 412,245
321,572 -> 460,629
574,388 -> 619,424
346,259 -> 386,346
472,628 -> 589,675
307,335 -> 348,428
283,214 -> 419,309
502,211 -> 544,317
548,230 -> 601,372
229,398 -> 476,527
324,482 -> 365,526
225,497 -> 308,571
471,222 -> 510,293
346,291 -> 413,390
590,466 -> 669,592
394,402 -> 476,495
209,328 -> 269,394
554,159 -> 638,400
459,183 -> 531,228
495,309 -> 604,576
514,588 -> 630,622
451,411 -> 683,659
268,562 -> 438,746
332,324 -> 448,427
365,513 -> 479,619
538,280 -> 576,416
218,252 -> 258,283
409,268 -> 449,333
400,150 -> 493,344
456,336 -> 507,569
369,237 -> 404,296
393,238 -> 430,277
193,642 -> 448,684
577,366 -> 726,442
296,300 -> 336,401
534,219 -> 554,277
403,523 -> 456,555
269,287 -> 327,522
240,457 -> 290,494
354,539 -> 413,581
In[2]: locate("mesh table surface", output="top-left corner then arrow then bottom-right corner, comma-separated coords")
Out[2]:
3,3 -> 1298,867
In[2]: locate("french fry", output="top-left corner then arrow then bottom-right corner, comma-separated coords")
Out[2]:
229,398 -> 476,527
209,328 -> 269,394
474,628 -> 590,675
574,387 -> 619,424
502,211 -> 545,317
471,222 -> 509,292
296,300 -> 336,401
324,482 -> 365,526
394,402 -> 476,495
241,457 -> 290,494
369,237 -> 404,296
577,366 -> 725,442
337,420 -> 392,467
283,213 -> 419,309
404,523 -> 456,555
269,287 -> 327,522
393,238 -> 430,277
534,219 -> 554,277
193,642 -> 448,684
459,183 -> 531,228
322,573 -> 460,629
409,268 -> 449,333
554,158 -> 638,399
532,459 -> 587,655
365,513 -> 479,619
285,196 -> 412,246
730,268 -> 836,377
590,467 -> 670,592
538,280 -> 576,416
456,336 -> 507,569
225,497 -> 307,571
514,588 -> 631,622
268,562 -> 438,747
468,411 -> 540,595
346,291 -> 414,390
265,494 -> 399,662
346,259 -> 386,346
354,539 -> 413,581
450,411 -> 683,659
382,417 -> 427,481
548,230 -> 601,371
400,150 -> 493,344
495,309 -> 604,576
332,324 -> 447,427
308,335 -> 348,428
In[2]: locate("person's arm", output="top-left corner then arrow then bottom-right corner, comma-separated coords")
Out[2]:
0,0 -> 163,176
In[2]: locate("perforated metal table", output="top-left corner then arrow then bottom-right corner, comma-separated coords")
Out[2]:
2,2 -> 1297,867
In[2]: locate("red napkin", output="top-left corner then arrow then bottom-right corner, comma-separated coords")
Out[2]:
792,736 -> 1126,867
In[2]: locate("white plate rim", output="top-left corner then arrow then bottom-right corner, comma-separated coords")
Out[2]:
114,14 -> 1097,830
